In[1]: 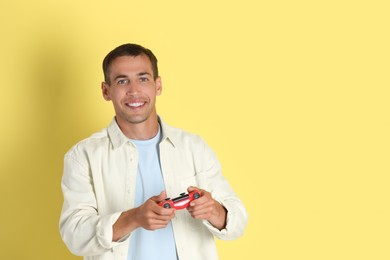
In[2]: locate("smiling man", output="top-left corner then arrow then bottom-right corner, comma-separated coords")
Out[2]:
59,43 -> 248,260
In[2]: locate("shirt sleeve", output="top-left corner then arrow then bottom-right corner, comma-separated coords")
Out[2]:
59,148 -> 130,256
203,196 -> 248,240
196,138 -> 249,240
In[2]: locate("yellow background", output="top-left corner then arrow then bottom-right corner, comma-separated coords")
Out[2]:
1,0 -> 389,259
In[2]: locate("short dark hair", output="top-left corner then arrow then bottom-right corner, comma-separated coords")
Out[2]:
102,43 -> 159,84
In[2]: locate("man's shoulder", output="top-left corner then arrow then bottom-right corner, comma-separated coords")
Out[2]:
161,121 -> 205,147
65,127 -> 109,157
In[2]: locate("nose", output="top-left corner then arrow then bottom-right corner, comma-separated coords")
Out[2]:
126,81 -> 141,95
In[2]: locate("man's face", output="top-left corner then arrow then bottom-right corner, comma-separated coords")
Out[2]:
102,55 -> 162,127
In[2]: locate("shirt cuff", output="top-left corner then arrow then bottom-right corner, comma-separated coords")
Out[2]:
202,198 -> 244,240
96,212 -> 130,249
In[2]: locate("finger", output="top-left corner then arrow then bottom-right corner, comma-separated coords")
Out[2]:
150,191 -> 167,202
187,186 -> 199,192
140,210 -> 175,229
188,210 -> 211,220
150,218 -> 172,225
153,205 -> 176,217
144,220 -> 172,230
187,204 -> 210,214
189,194 -> 210,207
190,196 -> 203,206
189,197 -> 215,212
154,206 -> 175,220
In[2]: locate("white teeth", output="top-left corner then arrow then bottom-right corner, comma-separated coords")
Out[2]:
128,102 -> 143,107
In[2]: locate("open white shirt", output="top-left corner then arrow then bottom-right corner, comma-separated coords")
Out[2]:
60,117 -> 248,260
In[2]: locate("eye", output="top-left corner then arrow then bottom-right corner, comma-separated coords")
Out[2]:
117,79 -> 129,85
139,77 -> 149,82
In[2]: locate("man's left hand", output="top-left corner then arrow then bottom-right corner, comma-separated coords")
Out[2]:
186,186 -> 227,230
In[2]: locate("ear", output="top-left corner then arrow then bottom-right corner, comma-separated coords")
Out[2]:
101,82 -> 111,101
155,77 -> 162,96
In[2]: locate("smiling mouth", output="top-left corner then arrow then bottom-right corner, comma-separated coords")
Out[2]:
126,102 -> 145,108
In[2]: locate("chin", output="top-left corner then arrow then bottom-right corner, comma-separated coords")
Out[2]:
125,114 -> 150,125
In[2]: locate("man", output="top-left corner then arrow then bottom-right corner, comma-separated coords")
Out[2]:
60,43 -> 248,260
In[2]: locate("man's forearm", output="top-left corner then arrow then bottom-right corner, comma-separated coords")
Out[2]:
207,201 -> 228,230
112,208 -> 140,242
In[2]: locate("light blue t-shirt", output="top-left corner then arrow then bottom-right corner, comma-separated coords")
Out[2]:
127,126 -> 178,260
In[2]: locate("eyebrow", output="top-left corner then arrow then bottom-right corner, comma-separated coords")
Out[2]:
113,72 -> 152,81
137,72 -> 152,77
113,74 -> 129,81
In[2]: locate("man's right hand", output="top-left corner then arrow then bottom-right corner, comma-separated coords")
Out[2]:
112,191 -> 176,241
134,191 -> 176,230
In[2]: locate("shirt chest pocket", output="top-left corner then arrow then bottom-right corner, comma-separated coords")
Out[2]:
180,175 -> 198,191
179,171 -> 210,191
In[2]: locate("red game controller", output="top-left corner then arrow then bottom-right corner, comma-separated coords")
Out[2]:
159,189 -> 201,210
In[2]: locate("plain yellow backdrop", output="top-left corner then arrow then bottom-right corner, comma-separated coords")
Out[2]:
1,0 -> 389,259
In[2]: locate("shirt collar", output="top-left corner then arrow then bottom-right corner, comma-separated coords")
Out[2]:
107,116 -> 177,149
107,118 -> 129,149
158,116 -> 176,148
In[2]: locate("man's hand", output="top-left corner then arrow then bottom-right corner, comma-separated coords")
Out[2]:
113,191 -> 175,241
135,191 -> 176,230
186,186 -> 227,230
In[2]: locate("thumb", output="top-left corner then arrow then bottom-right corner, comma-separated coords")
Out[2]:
187,186 -> 199,192
151,191 -> 167,202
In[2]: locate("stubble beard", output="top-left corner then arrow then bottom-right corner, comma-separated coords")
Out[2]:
122,106 -> 157,126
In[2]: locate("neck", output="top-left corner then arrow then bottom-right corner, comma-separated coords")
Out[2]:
116,116 -> 160,140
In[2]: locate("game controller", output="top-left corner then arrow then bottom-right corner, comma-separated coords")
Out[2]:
159,190 -> 201,210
